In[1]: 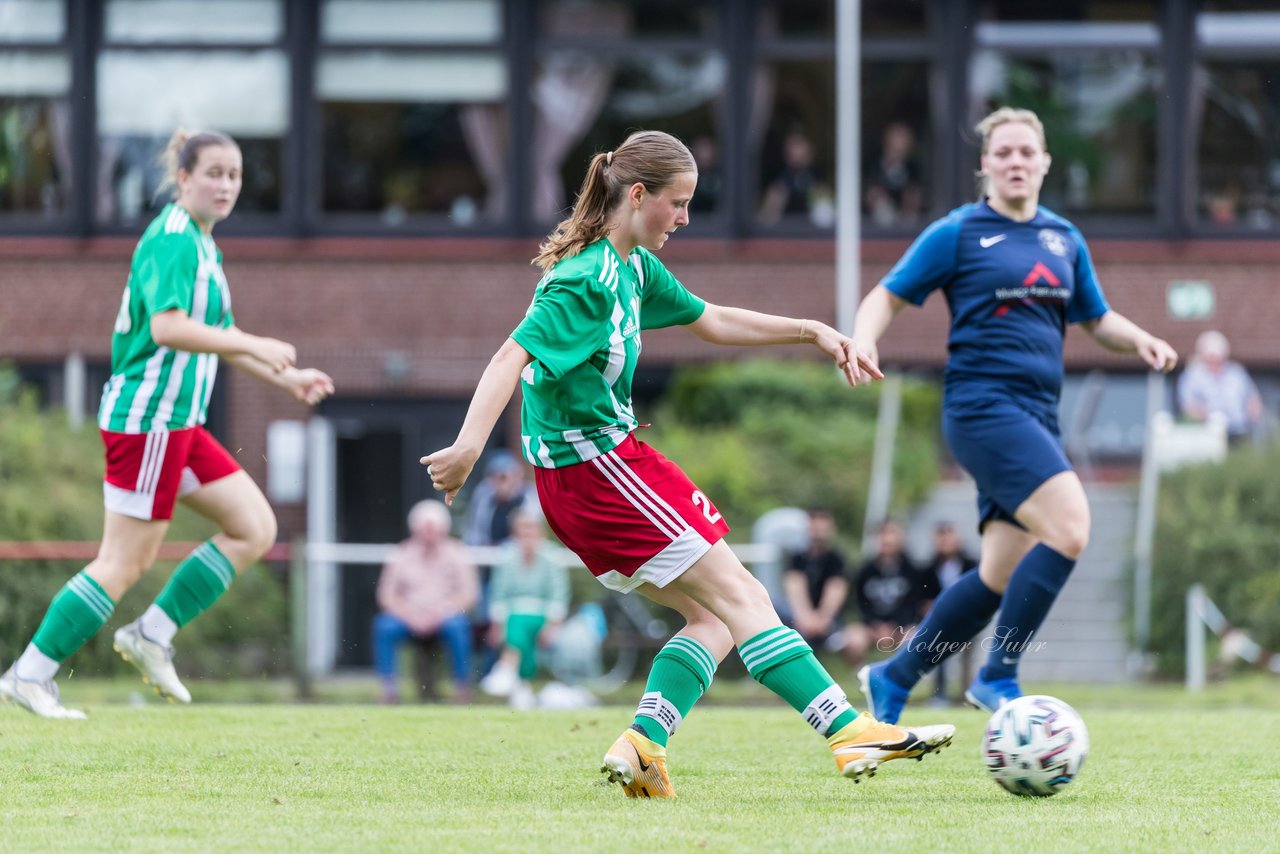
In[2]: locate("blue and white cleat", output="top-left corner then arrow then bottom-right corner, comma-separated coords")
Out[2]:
858,662 -> 910,725
964,673 -> 1022,713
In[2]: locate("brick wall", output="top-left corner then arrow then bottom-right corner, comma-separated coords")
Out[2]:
3,235 -> 1277,537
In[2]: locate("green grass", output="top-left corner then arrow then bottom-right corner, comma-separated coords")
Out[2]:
2,682 -> 1278,853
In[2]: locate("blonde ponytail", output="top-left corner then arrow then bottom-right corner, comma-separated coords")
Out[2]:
154,128 -> 239,200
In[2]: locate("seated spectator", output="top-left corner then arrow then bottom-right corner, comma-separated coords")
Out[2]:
782,508 -> 858,664
758,130 -> 834,226
864,121 -> 924,228
1177,330 -> 1264,442
924,522 -> 978,704
460,449 -> 540,679
849,519 -> 939,664
478,511 -> 570,709
372,500 -> 479,704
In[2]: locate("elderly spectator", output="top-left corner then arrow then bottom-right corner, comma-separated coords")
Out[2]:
372,500 -> 479,704
1177,330 -> 1263,441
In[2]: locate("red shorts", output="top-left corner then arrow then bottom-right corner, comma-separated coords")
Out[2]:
101,427 -> 241,521
534,435 -> 730,592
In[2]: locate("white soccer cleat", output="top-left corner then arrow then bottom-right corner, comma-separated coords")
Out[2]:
0,666 -> 87,720
113,621 -> 192,704
479,661 -> 518,698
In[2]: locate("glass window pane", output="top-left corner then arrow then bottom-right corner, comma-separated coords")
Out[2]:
0,0 -> 64,43
104,0 -> 282,44
317,52 -> 505,102
536,52 -> 725,224
863,61 -> 931,230
754,60 -> 835,228
978,1 -> 1157,22
96,50 -> 287,223
1197,62 -> 1280,231
318,49 -> 508,225
321,102 -> 505,226
0,96 -> 70,217
322,0 -> 501,45
1197,11 -> 1280,48
0,49 -> 69,217
969,50 -> 1159,217
539,0 -> 717,39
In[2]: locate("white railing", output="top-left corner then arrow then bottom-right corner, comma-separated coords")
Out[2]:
1185,583 -> 1280,691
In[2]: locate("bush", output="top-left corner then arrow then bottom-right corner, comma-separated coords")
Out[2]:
1148,442 -> 1280,675
643,358 -> 941,538
0,371 -> 290,678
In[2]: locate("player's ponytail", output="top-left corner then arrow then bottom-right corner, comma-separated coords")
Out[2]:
155,128 -> 239,200
533,130 -> 696,272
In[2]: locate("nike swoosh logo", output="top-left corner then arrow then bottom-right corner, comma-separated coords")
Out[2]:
980,234 -> 1008,248
634,747 -> 651,773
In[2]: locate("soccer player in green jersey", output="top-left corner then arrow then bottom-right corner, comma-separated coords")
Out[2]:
1,130 -> 334,719
423,130 -> 955,798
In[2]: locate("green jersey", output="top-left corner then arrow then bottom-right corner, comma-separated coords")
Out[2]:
98,203 -> 234,433
512,240 -> 705,468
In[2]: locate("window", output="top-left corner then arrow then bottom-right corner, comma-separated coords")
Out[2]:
1195,5 -> 1280,231
96,0 -> 287,226
318,0 -> 506,228
755,0 -> 936,233
970,16 -> 1161,220
0,0 -> 70,222
534,1 -> 723,228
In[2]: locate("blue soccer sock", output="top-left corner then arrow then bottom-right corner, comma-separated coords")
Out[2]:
981,544 -> 1076,681
885,570 -> 1002,689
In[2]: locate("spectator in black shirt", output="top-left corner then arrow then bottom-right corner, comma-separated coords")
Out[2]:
782,508 -> 857,662
849,519 -> 939,667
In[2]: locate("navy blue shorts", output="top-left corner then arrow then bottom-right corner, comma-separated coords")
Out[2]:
943,398 -> 1072,532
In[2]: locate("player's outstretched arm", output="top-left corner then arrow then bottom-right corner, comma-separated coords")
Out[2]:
687,303 -> 883,388
225,353 -> 335,406
1080,311 -> 1178,373
150,310 -> 297,370
421,337 -> 533,505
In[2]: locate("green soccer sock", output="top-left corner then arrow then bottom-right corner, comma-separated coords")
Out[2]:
631,634 -> 719,747
738,625 -> 858,736
30,570 -> 116,663
153,540 -> 236,628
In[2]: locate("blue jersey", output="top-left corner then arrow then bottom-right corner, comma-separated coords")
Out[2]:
881,200 -> 1109,411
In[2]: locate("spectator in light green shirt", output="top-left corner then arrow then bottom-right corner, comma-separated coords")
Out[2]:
479,512 -> 570,707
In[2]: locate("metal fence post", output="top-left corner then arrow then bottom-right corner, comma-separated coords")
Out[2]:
1186,584 -> 1205,693
290,536 -> 312,701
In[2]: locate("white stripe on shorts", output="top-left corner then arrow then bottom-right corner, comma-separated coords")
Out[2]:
596,450 -> 688,535
591,452 -> 685,540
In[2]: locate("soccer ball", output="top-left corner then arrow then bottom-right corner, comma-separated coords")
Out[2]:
982,695 -> 1089,797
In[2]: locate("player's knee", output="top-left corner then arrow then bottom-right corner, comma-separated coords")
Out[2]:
1052,521 -> 1089,560
226,508 -> 277,563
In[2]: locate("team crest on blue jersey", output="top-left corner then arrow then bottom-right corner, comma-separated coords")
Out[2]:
1038,229 -> 1067,256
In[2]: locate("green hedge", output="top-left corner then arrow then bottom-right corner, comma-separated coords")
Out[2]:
0,372 -> 290,678
1148,441 -> 1280,675
644,358 -> 941,538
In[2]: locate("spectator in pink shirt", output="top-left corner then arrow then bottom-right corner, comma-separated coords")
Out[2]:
373,500 -> 479,703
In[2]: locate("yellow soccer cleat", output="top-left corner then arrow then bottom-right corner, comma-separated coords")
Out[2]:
601,728 -> 675,799
827,711 -> 955,782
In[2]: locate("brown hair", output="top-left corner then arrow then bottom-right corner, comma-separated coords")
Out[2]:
156,128 -> 239,200
532,130 -> 696,271
975,107 -> 1047,198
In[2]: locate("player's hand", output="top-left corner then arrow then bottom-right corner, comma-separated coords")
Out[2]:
808,321 -> 884,388
288,368 -> 335,406
421,444 -> 480,506
252,336 -> 297,373
1139,335 -> 1178,373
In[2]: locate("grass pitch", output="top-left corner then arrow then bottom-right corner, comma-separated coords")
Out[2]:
2,682 -> 1277,853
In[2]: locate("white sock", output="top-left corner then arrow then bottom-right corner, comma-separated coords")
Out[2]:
14,644 -> 59,682
140,604 -> 179,647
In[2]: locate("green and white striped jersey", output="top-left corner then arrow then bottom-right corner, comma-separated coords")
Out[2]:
512,240 -> 705,468
98,203 -> 234,433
